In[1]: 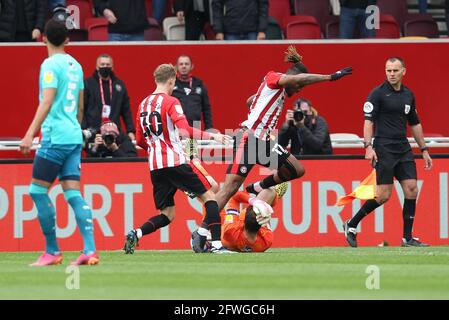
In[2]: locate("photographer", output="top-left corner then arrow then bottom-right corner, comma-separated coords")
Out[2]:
86,122 -> 137,158
279,98 -> 333,156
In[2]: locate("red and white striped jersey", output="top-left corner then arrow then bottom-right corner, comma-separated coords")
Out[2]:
241,71 -> 286,140
136,93 -> 187,171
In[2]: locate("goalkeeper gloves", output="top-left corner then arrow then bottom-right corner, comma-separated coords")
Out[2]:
330,66 -> 353,81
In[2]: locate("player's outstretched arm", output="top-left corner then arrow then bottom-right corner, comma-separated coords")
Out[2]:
278,67 -> 352,87
20,88 -> 56,155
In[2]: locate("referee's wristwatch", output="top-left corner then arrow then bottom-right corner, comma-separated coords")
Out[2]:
420,146 -> 429,152
364,142 -> 372,148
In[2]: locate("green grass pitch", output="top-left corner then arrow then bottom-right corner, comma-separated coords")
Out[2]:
1,247 -> 449,300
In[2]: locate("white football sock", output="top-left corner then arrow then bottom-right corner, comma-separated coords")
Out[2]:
197,227 -> 208,237
212,240 -> 223,249
136,228 -> 143,239
253,182 -> 263,193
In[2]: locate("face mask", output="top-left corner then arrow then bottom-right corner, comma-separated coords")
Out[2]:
98,67 -> 112,78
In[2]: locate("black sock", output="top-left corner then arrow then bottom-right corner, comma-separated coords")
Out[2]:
260,175 -> 277,189
403,198 -> 416,241
348,199 -> 381,228
139,214 -> 171,236
204,200 -> 221,241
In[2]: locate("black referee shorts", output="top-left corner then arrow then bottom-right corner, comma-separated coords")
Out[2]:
226,129 -> 291,177
374,142 -> 417,185
150,163 -> 211,210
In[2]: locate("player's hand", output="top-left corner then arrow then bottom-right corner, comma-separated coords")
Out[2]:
91,134 -> 103,152
330,66 -> 353,81
19,135 -> 34,156
365,146 -> 378,167
176,11 -> 185,23
211,133 -> 233,145
423,150 -> 432,170
103,9 -> 117,24
285,110 -> 297,126
256,214 -> 270,227
251,199 -> 273,216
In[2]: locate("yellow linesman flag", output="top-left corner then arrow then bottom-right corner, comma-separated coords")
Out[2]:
336,170 -> 377,206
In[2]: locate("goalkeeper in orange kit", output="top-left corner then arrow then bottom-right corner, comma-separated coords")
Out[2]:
191,182 -> 288,253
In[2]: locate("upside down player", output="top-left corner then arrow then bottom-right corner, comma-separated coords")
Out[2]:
123,64 -> 233,254
192,182 -> 288,253
214,46 -> 353,212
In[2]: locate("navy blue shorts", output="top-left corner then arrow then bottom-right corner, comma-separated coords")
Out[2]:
33,143 -> 82,183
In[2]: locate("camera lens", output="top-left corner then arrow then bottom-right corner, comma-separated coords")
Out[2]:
293,110 -> 304,122
103,134 -> 115,146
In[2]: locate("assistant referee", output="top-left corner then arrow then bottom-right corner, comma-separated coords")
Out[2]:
343,57 -> 432,247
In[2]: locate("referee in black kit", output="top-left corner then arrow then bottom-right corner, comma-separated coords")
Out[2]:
343,57 -> 432,247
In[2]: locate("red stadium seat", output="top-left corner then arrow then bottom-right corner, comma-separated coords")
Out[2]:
285,15 -> 321,39
377,0 -> 433,30
268,0 -> 292,31
376,14 -> 400,38
294,0 -> 332,30
324,15 -> 339,39
66,0 -> 94,29
377,0 -> 408,26
144,17 -> 164,40
404,18 -> 439,38
86,17 -> 108,41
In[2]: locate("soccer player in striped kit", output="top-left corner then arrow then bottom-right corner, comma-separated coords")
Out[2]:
123,64 -> 233,254
215,46 -> 352,212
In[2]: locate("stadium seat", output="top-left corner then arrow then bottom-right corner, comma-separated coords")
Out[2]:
330,133 -> 362,146
285,15 -> 321,39
404,18 -> 439,38
268,0 -> 292,32
324,15 -> 339,39
376,14 -> 400,38
399,36 -> 428,40
86,17 -> 108,41
294,0 -> 332,31
144,17 -> 163,40
377,0 -> 433,30
266,16 -> 284,40
377,0 -> 408,26
66,0 -> 94,29
163,16 -> 185,40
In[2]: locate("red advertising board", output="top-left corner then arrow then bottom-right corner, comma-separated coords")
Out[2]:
0,158 -> 448,251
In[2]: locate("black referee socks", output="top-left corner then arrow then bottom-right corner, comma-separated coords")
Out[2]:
403,198 -> 417,241
348,199 -> 381,228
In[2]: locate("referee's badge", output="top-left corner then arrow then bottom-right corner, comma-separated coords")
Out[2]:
405,104 -> 411,114
195,87 -> 202,95
115,84 -> 122,92
363,102 -> 373,113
